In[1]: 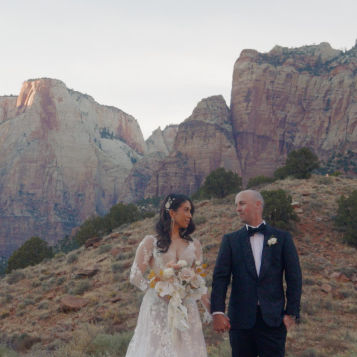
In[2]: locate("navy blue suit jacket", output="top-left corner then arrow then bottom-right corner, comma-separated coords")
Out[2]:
211,224 -> 302,329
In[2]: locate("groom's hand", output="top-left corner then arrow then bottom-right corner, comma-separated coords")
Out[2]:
283,315 -> 295,332
213,314 -> 231,333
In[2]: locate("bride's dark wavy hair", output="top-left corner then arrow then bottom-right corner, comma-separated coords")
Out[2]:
155,193 -> 196,253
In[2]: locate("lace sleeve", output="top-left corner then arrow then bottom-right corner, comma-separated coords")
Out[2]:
129,235 -> 154,292
193,239 -> 212,323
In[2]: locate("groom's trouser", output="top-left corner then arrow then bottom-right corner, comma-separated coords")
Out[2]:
229,307 -> 287,357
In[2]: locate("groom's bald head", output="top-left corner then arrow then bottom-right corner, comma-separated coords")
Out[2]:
235,190 -> 264,226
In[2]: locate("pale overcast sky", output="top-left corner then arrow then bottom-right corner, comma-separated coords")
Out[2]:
1,0 -> 356,138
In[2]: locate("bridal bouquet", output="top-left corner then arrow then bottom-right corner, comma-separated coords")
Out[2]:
148,260 -> 208,342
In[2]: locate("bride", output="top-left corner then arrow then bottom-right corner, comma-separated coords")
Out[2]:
125,193 -> 212,357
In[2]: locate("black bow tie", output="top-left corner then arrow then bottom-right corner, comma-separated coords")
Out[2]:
247,224 -> 266,237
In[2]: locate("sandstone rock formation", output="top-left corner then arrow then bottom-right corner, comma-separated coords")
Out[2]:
118,125 -> 179,203
144,95 -> 240,197
230,42 -> 357,182
0,79 -> 146,257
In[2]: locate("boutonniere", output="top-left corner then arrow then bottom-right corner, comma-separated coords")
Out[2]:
267,236 -> 277,247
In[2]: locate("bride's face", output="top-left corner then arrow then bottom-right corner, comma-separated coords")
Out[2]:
172,200 -> 192,229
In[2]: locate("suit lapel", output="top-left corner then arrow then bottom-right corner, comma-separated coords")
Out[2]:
259,225 -> 273,281
241,228 -> 258,280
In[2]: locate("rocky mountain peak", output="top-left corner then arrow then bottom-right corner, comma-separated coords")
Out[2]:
185,95 -> 231,127
146,127 -> 169,155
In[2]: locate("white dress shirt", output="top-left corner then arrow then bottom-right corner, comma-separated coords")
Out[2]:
213,221 -> 266,315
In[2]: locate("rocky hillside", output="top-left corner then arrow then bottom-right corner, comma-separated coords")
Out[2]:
0,175 -> 357,357
0,79 -> 147,257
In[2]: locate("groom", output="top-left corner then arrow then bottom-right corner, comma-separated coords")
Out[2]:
211,190 -> 302,357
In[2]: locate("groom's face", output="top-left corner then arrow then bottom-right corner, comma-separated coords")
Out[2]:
235,192 -> 258,225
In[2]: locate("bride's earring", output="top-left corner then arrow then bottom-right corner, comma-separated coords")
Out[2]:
171,217 -> 175,233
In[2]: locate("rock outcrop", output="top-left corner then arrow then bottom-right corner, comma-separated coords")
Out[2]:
0,79 -> 146,257
144,95 -> 240,197
118,125 -> 179,203
230,42 -> 357,182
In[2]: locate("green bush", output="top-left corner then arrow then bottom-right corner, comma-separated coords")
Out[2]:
274,147 -> 320,180
261,189 -> 298,229
246,175 -> 275,189
53,235 -> 79,254
197,167 -> 242,199
330,171 -> 342,177
191,186 -> 211,201
6,237 -> 53,274
335,191 -> 357,247
76,202 -> 147,246
107,203 -> 140,231
76,215 -> 111,246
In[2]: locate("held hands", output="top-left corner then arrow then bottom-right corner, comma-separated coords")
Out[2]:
283,315 -> 296,332
213,314 -> 231,333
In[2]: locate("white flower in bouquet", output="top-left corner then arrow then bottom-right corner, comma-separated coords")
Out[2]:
163,267 -> 175,278
178,267 -> 195,283
176,260 -> 188,268
155,281 -> 173,297
173,304 -> 189,331
195,260 -> 201,266
190,273 -> 204,289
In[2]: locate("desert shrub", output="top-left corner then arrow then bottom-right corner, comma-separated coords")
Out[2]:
6,237 -> 53,273
23,299 -> 35,306
197,167 -> 242,199
261,189 -> 299,229
39,312 -> 50,320
53,324 -> 133,357
0,310 -> 10,319
335,191 -> 357,247
302,348 -> 319,357
112,262 -> 125,273
98,244 -> 112,254
57,276 -> 66,286
7,270 -> 26,284
71,280 -> 92,295
330,170 -> 342,177
194,215 -> 208,225
336,266 -> 357,279
1,293 -> 13,304
316,176 -> 332,185
0,345 -> 18,357
274,147 -> 320,180
37,300 -> 50,310
246,175 -> 275,189
67,253 -> 78,264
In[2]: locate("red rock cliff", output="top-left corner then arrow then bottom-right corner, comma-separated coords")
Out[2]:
0,79 -> 146,257
144,95 -> 240,197
230,42 -> 357,182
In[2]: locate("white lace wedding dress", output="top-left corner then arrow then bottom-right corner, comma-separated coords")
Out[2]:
125,235 -> 209,357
